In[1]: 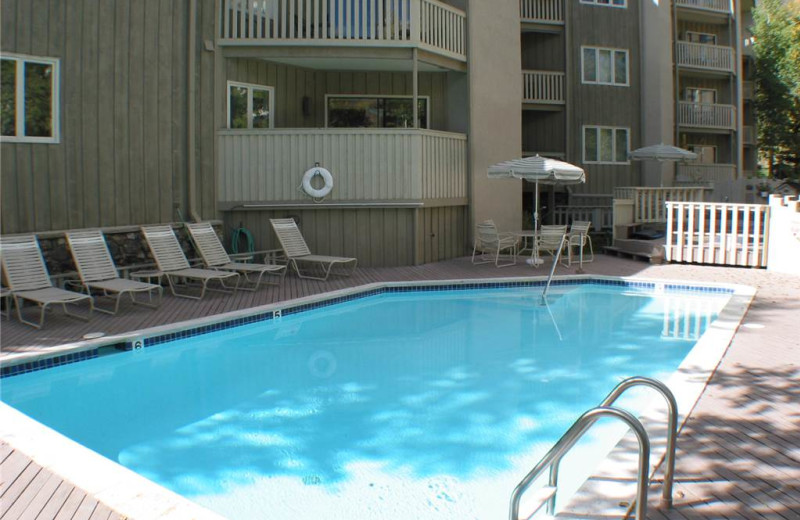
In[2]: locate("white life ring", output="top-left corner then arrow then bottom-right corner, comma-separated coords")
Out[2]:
302,167 -> 334,199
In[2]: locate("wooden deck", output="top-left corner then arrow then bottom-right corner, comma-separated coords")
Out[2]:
2,254 -> 799,519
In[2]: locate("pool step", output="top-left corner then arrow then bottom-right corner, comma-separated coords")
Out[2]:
518,485 -> 557,520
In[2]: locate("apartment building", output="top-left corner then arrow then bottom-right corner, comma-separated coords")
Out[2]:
521,0 -> 756,217
0,1 -> 756,266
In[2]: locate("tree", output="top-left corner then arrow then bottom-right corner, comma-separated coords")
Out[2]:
752,0 -> 800,178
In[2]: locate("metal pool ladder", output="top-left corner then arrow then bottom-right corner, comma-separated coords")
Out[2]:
509,376 -> 679,520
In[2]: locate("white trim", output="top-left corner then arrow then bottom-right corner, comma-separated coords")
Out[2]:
685,31 -> 717,45
582,125 -> 631,164
226,80 -> 275,130
579,0 -> 627,8
580,46 -> 630,87
0,53 -> 60,144
684,87 -> 717,104
324,94 -> 431,129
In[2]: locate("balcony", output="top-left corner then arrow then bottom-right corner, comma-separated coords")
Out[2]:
522,70 -> 565,106
743,125 -> 756,145
217,128 -> 467,207
219,0 -> 467,63
678,102 -> 736,130
742,80 -> 755,100
675,42 -> 734,73
520,0 -> 563,25
675,0 -> 731,15
676,163 -> 736,183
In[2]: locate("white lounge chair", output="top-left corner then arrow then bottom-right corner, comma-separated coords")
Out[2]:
186,222 -> 286,291
141,225 -> 240,299
269,218 -> 357,281
0,235 -> 93,328
565,221 -> 594,267
66,230 -> 163,314
472,220 -> 518,267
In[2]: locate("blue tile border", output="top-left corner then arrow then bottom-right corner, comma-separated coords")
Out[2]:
0,278 -> 734,379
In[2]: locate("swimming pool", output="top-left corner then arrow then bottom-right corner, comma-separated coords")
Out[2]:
0,278 -> 750,519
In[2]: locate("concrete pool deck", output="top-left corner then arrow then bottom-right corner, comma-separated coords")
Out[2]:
1,254 -> 798,519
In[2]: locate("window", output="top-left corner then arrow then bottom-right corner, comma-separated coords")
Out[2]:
688,145 -> 716,164
325,95 -> 429,128
1,54 -> 60,143
583,126 -> 629,164
684,88 -> 716,103
580,0 -> 627,8
685,31 -> 717,45
581,47 -> 629,86
227,81 -> 274,129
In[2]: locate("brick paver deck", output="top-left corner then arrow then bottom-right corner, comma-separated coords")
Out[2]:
1,254 -> 799,519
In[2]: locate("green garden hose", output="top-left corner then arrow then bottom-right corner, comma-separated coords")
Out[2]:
230,226 -> 255,254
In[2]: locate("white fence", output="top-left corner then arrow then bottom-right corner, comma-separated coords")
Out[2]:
665,201 -> 770,267
678,102 -> 736,130
675,0 -> 731,14
614,187 -> 708,223
675,42 -> 734,72
552,205 -> 613,230
217,128 -> 467,204
219,0 -> 467,61
520,0 -> 563,23
522,70 -> 565,105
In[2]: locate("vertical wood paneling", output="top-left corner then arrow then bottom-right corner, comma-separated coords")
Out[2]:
1,0 -> 197,234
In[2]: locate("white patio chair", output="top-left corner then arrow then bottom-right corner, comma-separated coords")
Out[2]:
0,235 -> 93,328
186,222 -> 286,291
565,221 -> 594,266
535,225 -> 568,265
269,218 -> 357,280
141,226 -> 240,299
472,220 -> 518,267
66,230 -> 163,314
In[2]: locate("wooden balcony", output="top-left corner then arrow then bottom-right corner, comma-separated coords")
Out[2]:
520,0 -> 563,25
676,42 -> 734,73
678,102 -> 736,130
676,163 -> 736,183
522,70 -> 565,106
675,0 -> 731,15
217,128 -> 467,207
219,0 -> 467,62
742,80 -> 755,100
743,125 -> 756,145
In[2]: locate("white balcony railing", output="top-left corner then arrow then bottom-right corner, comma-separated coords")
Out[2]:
743,125 -> 756,145
614,187 -> 708,224
522,70 -> 565,105
520,0 -> 563,24
666,201 -> 770,267
678,102 -> 736,130
676,163 -> 736,183
675,0 -> 731,14
675,42 -> 734,72
217,128 -> 467,205
552,205 -> 613,230
219,0 -> 467,61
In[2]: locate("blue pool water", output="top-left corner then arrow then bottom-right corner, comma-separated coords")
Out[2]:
1,284 -> 729,519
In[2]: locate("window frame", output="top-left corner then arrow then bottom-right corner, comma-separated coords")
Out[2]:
582,125 -> 631,165
580,0 -> 627,8
226,80 -> 275,130
684,87 -> 717,104
1,53 -> 60,144
581,46 -> 630,87
685,31 -> 717,45
324,94 -> 431,129
687,144 -> 717,164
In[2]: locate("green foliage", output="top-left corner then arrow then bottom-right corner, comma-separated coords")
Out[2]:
752,0 -> 800,178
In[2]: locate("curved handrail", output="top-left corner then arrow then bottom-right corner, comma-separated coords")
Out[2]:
598,376 -> 678,507
509,406 -> 650,520
541,233 -> 567,304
